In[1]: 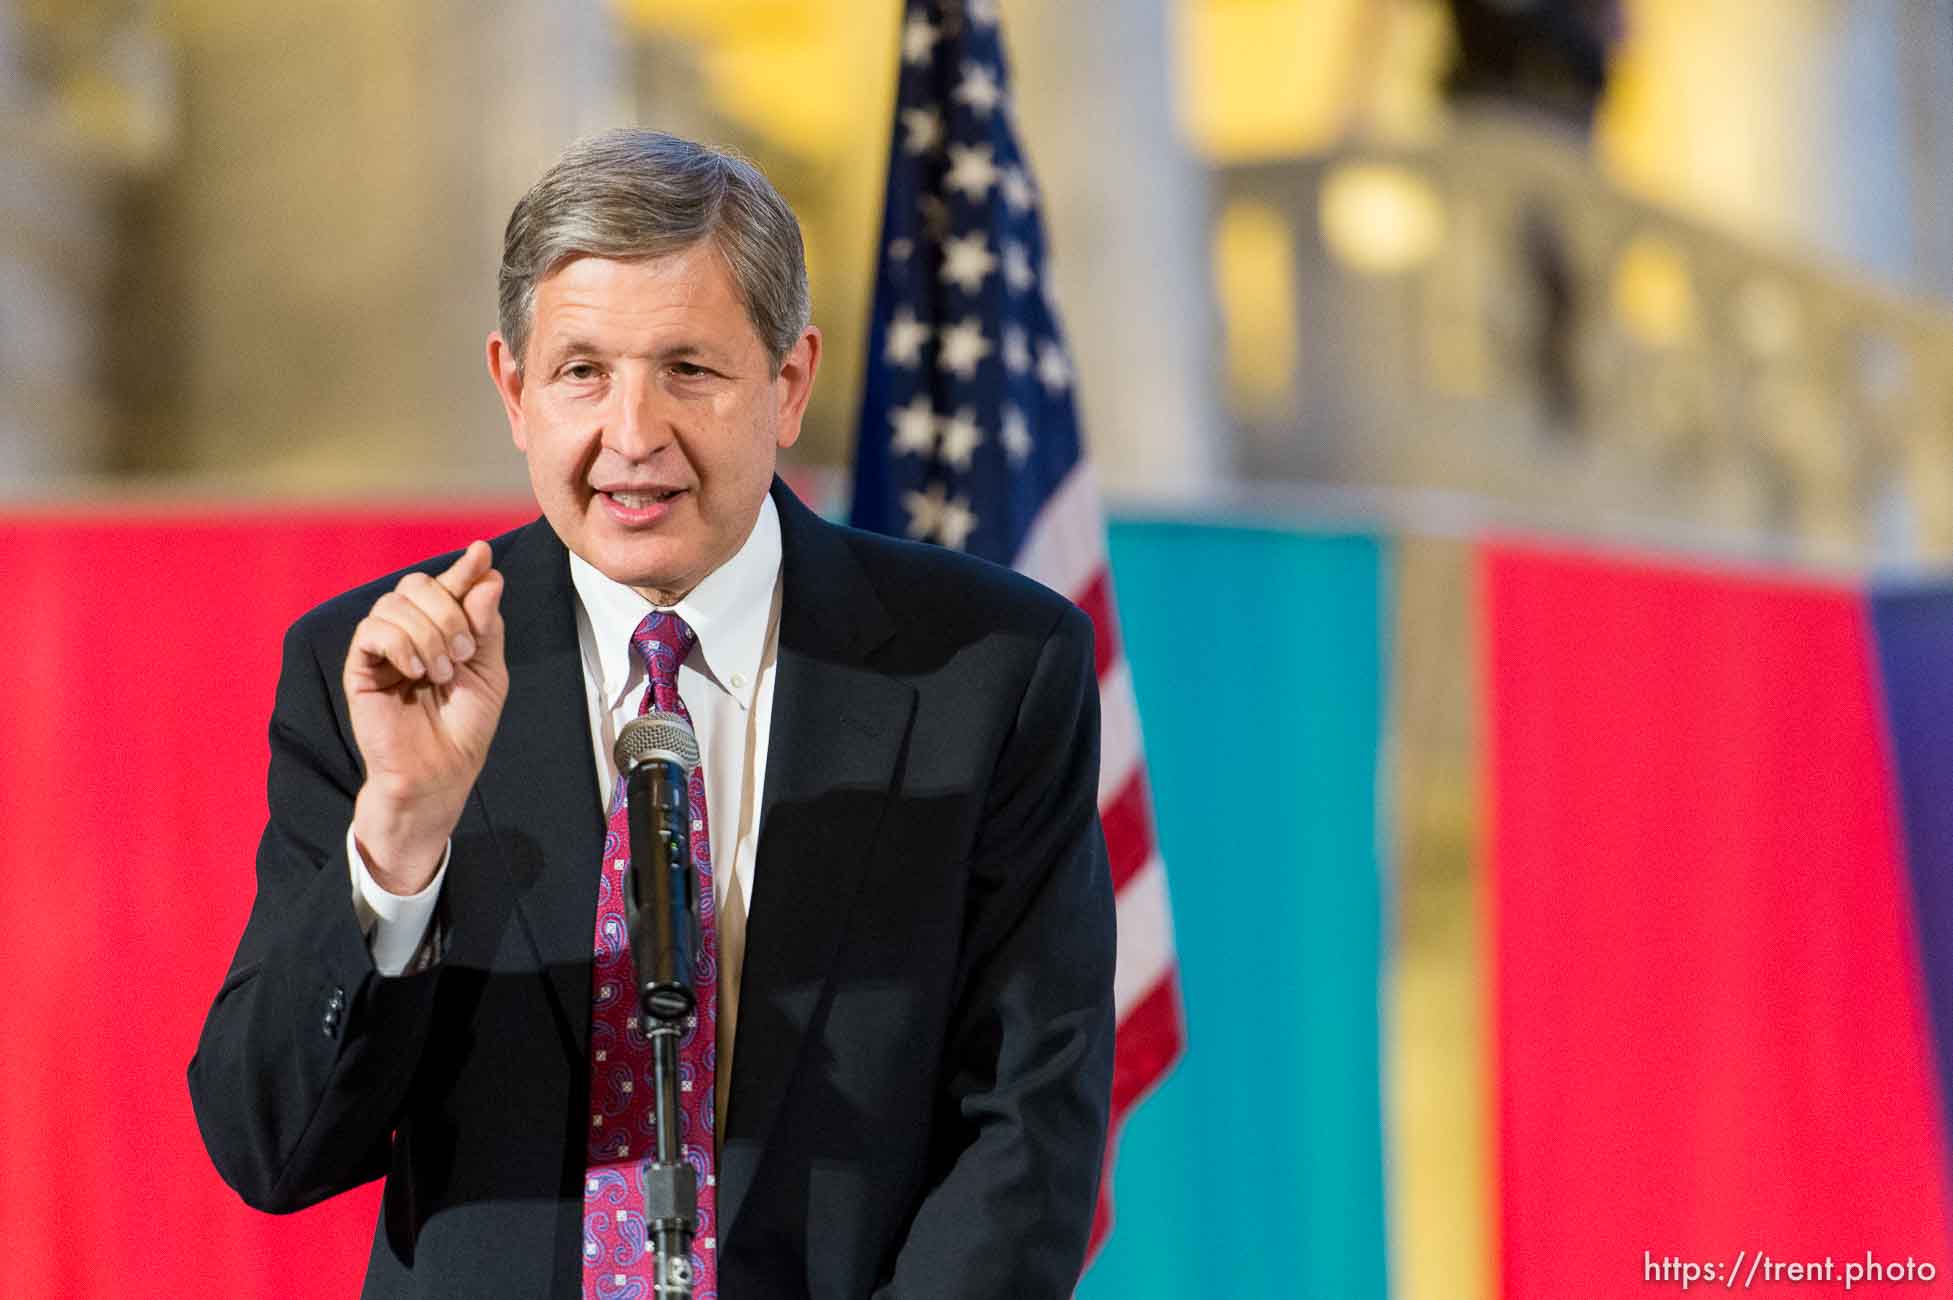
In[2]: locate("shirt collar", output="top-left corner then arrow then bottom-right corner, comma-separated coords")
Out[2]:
568,492 -> 782,714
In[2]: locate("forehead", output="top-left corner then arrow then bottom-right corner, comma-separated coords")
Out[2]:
529,243 -> 757,355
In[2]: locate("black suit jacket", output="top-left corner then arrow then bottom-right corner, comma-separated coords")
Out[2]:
189,481 -> 1116,1298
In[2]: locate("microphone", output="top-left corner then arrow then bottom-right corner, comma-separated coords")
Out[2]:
613,712 -> 701,1025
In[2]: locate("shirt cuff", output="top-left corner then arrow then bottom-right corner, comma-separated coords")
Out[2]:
347,827 -> 451,977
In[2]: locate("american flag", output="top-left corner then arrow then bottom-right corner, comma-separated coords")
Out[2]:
848,0 -> 1185,1266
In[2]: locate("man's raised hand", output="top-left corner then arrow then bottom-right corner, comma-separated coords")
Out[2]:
346,540 -> 509,895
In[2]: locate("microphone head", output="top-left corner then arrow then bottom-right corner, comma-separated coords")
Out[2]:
614,711 -> 699,773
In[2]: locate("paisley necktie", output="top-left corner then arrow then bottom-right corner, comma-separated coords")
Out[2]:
581,611 -> 719,1297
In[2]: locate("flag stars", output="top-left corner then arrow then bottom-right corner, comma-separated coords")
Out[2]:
901,107 -> 944,155
883,307 -> 931,367
939,500 -> 980,550
1002,240 -> 1035,292
967,0 -> 1001,25
902,12 -> 940,65
939,406 -> 984,469
953,61 -> 1004,116
945,143 -> 999,200
1001,165 -> 1035,213
939,232 -> 998,294
889,394 -> 939,456
938,316 -> 992,378
1036,339 -> 1073,393
904,481 -> 980,550
1002,404 -> 1033,464
888,237 -> 914,263
1002,325 -> 1031,374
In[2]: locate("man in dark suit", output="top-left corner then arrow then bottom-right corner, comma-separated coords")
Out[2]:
188,130 -> 1115,1298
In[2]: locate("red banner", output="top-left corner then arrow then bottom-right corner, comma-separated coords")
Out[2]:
0,507 -> 529,1298
1487,543 -> 1953,1298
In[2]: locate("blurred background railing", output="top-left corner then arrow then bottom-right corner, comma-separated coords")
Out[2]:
1219,118 -> 1953,570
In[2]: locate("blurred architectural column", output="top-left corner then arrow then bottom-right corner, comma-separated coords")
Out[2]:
0,0 -> 173,488
1000,0 -> 1226,496
129,0 -> 626,493
1598,0 -> 1920,292
1899,0 -> 1953,304
0,105 -> 116,486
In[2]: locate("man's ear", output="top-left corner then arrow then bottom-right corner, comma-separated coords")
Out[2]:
486,332 -> 529,451
772,326 -> 823,452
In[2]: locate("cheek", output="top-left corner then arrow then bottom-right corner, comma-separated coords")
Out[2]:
524,418 -> 602,482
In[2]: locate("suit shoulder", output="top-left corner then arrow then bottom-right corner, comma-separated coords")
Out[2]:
286,517 -> 548,650
833,520 -> 1084,641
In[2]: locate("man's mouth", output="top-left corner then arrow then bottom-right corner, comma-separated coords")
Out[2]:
602,488 -> 685,509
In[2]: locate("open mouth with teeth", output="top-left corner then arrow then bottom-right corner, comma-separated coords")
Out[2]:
604,488 -> 685,508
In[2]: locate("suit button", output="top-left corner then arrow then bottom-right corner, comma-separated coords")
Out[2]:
327,987 -> 346,1011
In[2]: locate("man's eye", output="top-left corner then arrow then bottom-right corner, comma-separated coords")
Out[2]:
563,362 -> 602,381
672,362 -> 710,378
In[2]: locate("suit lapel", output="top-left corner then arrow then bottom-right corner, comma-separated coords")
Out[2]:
470,519 -> 606,1059
719,483 -> 917,1240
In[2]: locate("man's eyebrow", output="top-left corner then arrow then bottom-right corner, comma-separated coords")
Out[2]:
540,336 -> 605,365
537,337 -> 734,369
652,341 -> 723,363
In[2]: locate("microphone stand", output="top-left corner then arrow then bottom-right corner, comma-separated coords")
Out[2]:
622,743 -> 700,1299
642,1016 -> 696,1298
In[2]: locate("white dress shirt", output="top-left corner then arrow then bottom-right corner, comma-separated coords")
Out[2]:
349,495 -> 784,1128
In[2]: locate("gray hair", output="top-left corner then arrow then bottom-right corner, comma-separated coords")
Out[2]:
497,129 -> 811,374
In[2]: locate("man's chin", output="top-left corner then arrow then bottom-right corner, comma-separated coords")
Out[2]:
610,558 -> 700,606
559,531 -> 687,596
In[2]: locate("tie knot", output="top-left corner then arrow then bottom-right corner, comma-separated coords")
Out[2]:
630,610 -> 697,696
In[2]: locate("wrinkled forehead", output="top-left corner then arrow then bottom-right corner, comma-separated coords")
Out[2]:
525,245 -> 767,365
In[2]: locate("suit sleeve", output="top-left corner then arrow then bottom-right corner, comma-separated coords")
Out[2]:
879,602 -> 1117,1298
187,617 -> 443,1213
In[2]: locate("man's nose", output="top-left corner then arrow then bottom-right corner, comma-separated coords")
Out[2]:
607,370 -> 671,458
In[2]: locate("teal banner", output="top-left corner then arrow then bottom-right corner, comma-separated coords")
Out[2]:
1079,521 -> 1391,1300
